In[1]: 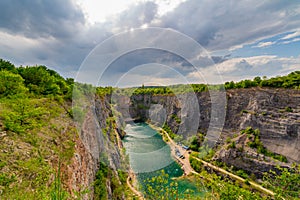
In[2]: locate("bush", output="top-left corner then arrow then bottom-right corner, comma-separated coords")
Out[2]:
0,173 -> 16,187
285,106 -> 293,112
94,162 -> 108,200
0,71 -> 28,97
225,71 -> 300,89
236,170 -> 249,179
162,123 -> 176,139
226,137 -> 231,144
1,96 -> 48,133
70,107 -> 85,123
263,165 -> 300,199
228,141 -> 236,149
171,114 -> 181,124
189,157 -> 203,173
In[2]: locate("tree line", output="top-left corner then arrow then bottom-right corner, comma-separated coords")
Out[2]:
224,71 -> 300,89
128,71 -> 300,95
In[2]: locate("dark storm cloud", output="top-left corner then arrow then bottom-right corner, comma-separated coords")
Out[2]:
0,0 -> 85,39
0,1 -> 160,74
154,0 -> 300,50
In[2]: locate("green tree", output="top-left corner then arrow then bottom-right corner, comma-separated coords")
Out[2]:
253,76 -> 262,84
263,165 -> 300,199
0,59 -> 17,73
17,65 -> 66,95
202,172 -> 262,200
144,170 -> 179,200
225,81 -> 235,89
1,95 -> 48,133
173,134 -> 183,143
0,71 -> 28,97
94,162 -> 108,200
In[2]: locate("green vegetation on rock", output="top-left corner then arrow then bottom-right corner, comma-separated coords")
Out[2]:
242,127 -> 288,163
0,58 -> 125,199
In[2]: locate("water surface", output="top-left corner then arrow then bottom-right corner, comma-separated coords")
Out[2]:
123,122 -> 204,198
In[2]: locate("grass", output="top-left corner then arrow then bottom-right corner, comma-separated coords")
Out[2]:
0,98 -> 77,199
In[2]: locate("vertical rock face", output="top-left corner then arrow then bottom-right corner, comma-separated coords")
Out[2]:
116,88 -> 300,163
67,95 -> 125,199
126,93 -> 203,138
225,88 -> 300,162
68,87 -> 299,198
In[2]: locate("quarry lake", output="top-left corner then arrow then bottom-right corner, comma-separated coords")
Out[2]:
123,122 -> 204,198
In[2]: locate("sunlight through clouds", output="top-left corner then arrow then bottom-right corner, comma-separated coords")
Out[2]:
75,0 -> 186,24
0,0 -> 299,85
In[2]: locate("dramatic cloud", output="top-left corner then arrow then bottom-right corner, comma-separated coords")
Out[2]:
0,1 -> 161,74
0,0 -> 85,39
154,0 -> 300,50
0,0 -> 299,85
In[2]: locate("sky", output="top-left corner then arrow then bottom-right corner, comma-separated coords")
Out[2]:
0,0 -> 299,87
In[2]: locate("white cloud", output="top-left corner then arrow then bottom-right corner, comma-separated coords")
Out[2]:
253,41 -> 276,48
278,29 -> 300,45
281,30 -> 300,40
75,0 -> 141,24
280,37 -> 300,44
215,56 -> 277,73
75,0 -> 186,24
228,44 -> 244,51
154,0 -> 187,16
187,55 -> 300,84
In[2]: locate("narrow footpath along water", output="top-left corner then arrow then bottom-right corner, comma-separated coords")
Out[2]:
123,122 -> 204,198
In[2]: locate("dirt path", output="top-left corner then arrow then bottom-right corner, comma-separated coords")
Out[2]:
191,156 -> 275,196
148,123 -> 274,197
149,124 -> 195,176
126,171 -> 144,200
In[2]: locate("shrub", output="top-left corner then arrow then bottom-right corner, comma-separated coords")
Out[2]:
226,137 -> 231,144
285,106 -> 293,112
228,141 -> 236,149
236,170 -> 249,179
241,110 -> 249,114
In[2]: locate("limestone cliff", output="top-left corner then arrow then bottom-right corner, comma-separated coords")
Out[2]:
67,95 -> 127,199
69,87 -> 299,198
115,87 -> 300,177
224,88 -> 300,161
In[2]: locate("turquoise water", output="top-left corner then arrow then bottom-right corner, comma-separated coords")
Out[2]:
123,122 -> 204,198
